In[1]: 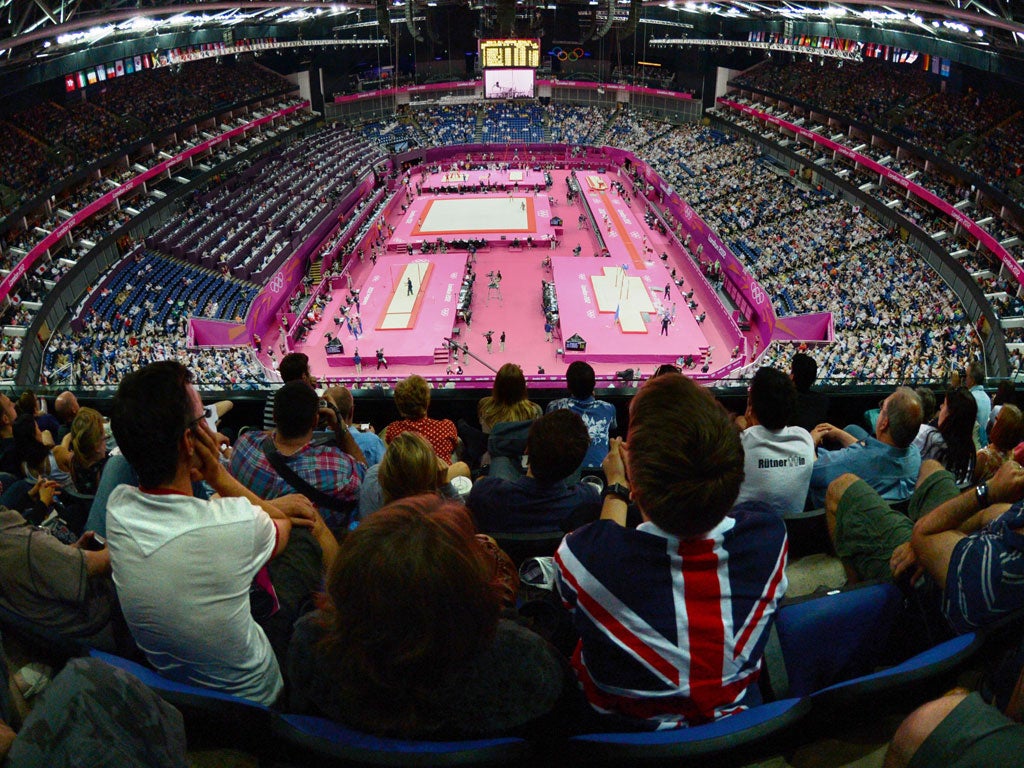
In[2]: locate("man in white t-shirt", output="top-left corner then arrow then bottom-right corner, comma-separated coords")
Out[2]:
106,361 -> 331,706
734,366 -> 815,516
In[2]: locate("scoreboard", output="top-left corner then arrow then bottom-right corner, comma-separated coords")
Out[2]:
478,38 -> 541,69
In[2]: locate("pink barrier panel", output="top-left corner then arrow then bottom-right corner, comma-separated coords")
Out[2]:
717,98 -> 1024,285
189,318 -> 250,346
0,101 -> 310,307
333,79 -> 692,104
537,80 -> 692,100
771,312 -> 835,343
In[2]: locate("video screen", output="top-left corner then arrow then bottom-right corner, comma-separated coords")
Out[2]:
484,69 -> 535,99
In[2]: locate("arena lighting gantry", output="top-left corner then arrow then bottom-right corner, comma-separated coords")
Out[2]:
1,0 -> 1022,64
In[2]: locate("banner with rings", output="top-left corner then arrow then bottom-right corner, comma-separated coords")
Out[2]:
550,46 -> 585,62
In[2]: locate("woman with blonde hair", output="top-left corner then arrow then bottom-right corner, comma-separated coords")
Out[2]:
68,407 -> 110,495
358,432 -> 465,518
477,363 -> 542,433
286,496 -> 563,738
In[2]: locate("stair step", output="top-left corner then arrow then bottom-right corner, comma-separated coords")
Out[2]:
433,346 -> 450,364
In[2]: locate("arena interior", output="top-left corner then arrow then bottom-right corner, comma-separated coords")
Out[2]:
1,0 -> 1024,764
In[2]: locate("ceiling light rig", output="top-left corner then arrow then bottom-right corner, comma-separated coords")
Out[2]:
651,37 -> 863,62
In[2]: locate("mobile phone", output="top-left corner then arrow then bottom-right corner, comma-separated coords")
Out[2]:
358,423 -> 371,432
203,404 -> 218,433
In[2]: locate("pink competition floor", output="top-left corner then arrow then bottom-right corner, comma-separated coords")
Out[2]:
259,169 -> 749,387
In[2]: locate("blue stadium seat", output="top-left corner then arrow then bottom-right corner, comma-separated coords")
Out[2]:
768,581 -> 905,700
766,581 -> 984,716
87,648 -> 273,727
568,696 -> 810,763
271,713 -> 531,766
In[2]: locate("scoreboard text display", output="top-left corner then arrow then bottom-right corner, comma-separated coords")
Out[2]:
479,39 -> 541,69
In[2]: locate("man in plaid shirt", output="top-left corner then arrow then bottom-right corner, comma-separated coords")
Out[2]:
231,381 -> 366,535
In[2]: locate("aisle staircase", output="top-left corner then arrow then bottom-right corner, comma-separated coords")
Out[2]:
309,260 -> 322,286
473,109 -> 485,142
406,113 -> 430,145
592,111 -> 619,145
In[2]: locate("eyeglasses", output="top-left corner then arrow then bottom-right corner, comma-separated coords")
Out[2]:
185,414 -> 204,434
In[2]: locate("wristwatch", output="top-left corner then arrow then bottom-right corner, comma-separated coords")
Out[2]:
602,482 -> 630,502
976,483 -> 989,508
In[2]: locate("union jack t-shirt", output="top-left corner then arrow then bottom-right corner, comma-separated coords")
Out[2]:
555,506 -> 788,729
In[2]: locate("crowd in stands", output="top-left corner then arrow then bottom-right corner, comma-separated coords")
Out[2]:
413,103 -> 479,145
731,58 -> 1024,206
602,107 -> 674,155
355,118 -> 417,149
720,97 -> 1024,338
0,97 -> 307,340
41,250 -> 265,388
545,104 -> 610,145
145,123 -> 383,280
481,103 -> 546,143
0,60 -> 294,213
3,353 -> 1024,764
635,122 -> 982,384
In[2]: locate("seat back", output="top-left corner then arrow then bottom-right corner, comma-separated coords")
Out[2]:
770,581 -> 904,698
87,648 -> 272,724
271,713 -> 530,766
567,697 -> 810,763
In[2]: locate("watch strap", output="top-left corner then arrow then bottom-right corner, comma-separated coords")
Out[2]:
602,482 -> 630,501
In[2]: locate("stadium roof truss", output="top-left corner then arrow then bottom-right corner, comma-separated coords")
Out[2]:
0,0 -> 1021,71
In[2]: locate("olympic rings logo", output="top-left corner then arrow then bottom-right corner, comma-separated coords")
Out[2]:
550,46 -> 585,62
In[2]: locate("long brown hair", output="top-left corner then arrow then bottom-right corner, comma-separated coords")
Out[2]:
318,496 -> 501,735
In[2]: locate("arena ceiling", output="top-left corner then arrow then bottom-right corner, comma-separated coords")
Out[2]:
1,0 -> 1022,72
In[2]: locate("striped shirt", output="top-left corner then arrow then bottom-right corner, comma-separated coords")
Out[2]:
944,503 -> 1024,634
555,506 -> 788,729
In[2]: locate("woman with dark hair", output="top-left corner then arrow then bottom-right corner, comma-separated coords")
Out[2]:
287,496 -> 564,738
912,387 -> 977,486
12,413 -> 71,488
477,363 -> 542,433
988,380 -> 1017,433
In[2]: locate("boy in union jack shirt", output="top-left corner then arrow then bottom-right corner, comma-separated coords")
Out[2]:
556,373 -> 788,729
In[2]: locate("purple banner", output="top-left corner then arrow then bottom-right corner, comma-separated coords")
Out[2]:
188,318 -> 250,346
718,98 -> 1023,286
770,312 -> 834,343
1,101 -> 310,307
